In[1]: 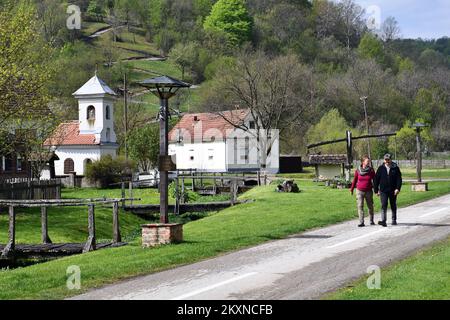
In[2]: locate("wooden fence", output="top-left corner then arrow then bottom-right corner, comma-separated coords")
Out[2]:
0,179 -> 61,200
0,198 -> 139,259
354,159 -> 450,169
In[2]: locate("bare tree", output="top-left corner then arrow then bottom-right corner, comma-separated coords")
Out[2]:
381,16 -> 401,42
337,0 -> 366,50
203,50 -> 321,168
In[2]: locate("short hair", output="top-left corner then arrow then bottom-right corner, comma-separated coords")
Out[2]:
361,155 -> 370,162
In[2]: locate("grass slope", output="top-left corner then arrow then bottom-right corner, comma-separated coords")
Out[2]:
0,181 -> 449,299
327,237 -> 450,300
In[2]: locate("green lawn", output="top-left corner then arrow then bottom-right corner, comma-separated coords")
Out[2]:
0,181 -> 449,299
401,168 -> 450,179
327,237 -> 450,300
277,168 -> 316,180
278,168 -> 450,180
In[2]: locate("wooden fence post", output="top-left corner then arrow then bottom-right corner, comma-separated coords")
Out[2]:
112,201 -> 121,243
121,182 -> 126,208
174,172 -> 180,215
230,180 -> 237,206
1,206 -> 15,258
83,204 -> 96,253
41,206 -> 52,244
129,181 -> 133,206
181,177 -> 185,204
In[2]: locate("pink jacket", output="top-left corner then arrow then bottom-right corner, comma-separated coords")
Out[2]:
350,168 -> 375,192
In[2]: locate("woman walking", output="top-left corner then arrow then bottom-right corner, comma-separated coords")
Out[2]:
350,155 -> 376,227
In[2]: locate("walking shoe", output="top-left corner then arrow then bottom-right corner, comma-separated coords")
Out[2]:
358,223 -> 365,227
370,221 -> 376,225
392,221 -> 398,226
378,221 -> 387,227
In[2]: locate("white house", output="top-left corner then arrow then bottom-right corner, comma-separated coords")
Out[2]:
168,109 -> 280,173
44,75 -> 119,176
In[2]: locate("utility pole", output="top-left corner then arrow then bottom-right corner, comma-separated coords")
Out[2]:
123,73 -> 128,161
360,96 -> 371,158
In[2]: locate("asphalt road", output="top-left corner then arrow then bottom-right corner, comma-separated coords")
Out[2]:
72,194 -> 450,300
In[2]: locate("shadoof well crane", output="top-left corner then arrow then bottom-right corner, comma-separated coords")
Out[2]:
307,131 -> 397,181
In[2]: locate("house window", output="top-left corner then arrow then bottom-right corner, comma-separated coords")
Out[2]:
16,155 -> 23,172
249,121 -> 256,129
87,106 -> 96,120
209,155 -> 214,160
105,105 -> 110,120
4,155 -> 13,172
64,158 -> 75,174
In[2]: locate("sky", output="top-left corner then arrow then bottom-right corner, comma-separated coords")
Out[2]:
348,0 -> 450,39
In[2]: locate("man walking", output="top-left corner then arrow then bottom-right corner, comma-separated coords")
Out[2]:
374,154 -> 403,227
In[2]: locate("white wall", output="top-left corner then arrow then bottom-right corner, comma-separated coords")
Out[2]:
54,146 -> 117,176
225,129 -> 280,173
78,97 -> 117,143
317,165 -> 344,180
169,142 -> 227,172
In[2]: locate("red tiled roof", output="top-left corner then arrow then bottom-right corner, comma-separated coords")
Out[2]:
44,121 -> 99,146
169,109 -> 250,142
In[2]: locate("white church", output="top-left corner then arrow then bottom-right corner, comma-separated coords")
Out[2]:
44,75 -> 119,176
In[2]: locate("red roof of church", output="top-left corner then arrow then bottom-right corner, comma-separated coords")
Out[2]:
44,121 -> 99,146
169,109 -> 250,142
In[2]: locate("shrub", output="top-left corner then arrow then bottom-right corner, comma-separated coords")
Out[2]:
85,155 -> 135,188
169,181 -> 199,203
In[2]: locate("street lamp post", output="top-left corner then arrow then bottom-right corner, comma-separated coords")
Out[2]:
412,123 -> 427,183
411,122 -> 429,192
139,76 -> 190,224
360,96 -> 371,158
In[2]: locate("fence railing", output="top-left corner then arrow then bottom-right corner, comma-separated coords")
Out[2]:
0,179 -> 61,200
354,159 -> 450,169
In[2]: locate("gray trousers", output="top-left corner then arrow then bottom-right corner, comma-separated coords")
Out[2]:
356,190 -> 374,224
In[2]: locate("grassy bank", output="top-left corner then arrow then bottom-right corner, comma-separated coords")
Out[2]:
0,181 -> 449,299
327,237 -> 450,300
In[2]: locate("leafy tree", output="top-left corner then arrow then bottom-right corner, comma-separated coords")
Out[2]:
170,42 -> 200,80
87,0 -> 106,21
0,1 -> 58,155
128,125 -> 160,173
388,120 -> 433,160
358,33 -> 385,64
306,109 -> 353,154
411,88 -> 447,124
203,0 -> 253,46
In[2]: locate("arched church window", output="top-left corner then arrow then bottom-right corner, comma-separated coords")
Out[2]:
84,159 -> 93,172
64,158 -> 75,174
106,106 -> 110,120
87,106 -> 96,120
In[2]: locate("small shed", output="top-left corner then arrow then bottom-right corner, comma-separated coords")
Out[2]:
279,155 -> 303,173
309,154 -> 347,180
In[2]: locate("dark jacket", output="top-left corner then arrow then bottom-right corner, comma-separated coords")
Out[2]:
374,162 -> 402,194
